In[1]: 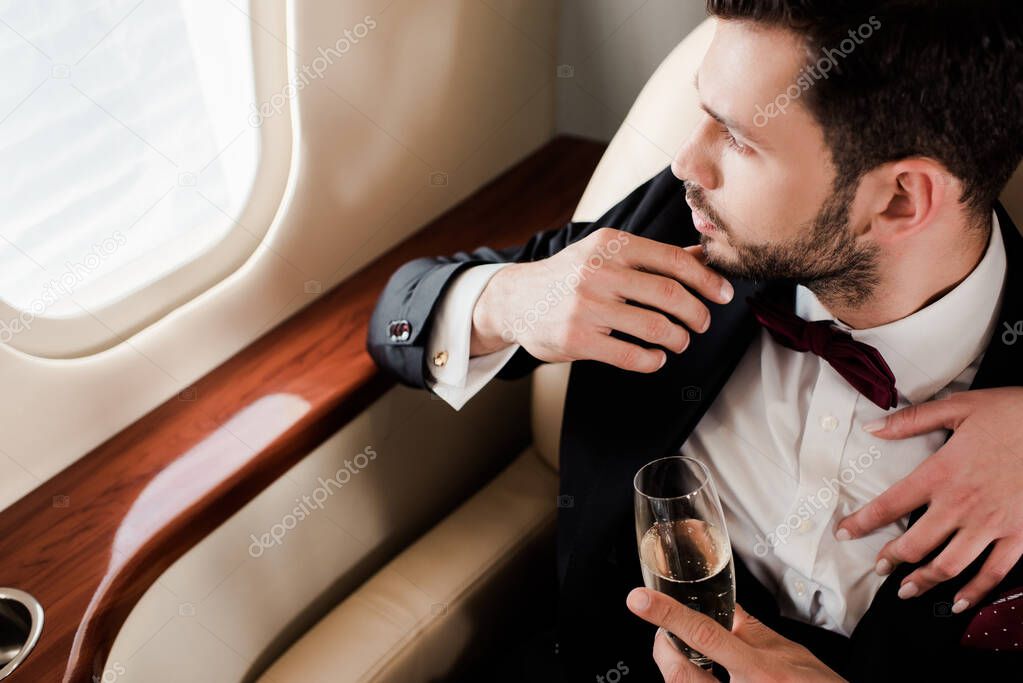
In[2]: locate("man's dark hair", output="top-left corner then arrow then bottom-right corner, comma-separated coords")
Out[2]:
706,0 -> 1023,224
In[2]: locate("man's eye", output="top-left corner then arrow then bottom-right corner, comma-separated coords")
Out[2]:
721,129 -> 748,154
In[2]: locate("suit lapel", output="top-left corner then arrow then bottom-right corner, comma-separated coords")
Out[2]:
556,274 -> 773,593
662,277 -> 795,454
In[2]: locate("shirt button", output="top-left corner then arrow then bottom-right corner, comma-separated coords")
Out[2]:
797,518 -> 813,534
432,350 -> 448,367
794,580 -> 807,596
819,415 -> 839,432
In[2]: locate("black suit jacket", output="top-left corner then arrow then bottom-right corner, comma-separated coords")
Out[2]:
367,166 -> 1023,681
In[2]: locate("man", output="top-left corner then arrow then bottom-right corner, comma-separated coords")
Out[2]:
367,1 -> 1023,679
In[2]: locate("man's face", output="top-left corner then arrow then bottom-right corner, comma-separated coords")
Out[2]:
673,21 -> 879,302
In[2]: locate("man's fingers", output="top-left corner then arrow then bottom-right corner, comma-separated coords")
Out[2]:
682,244 -> 710,261
652,628 -> 716,683
595,300 -> 691,354
733,603 -> 754,626
863,396 -> 967,439
953,538 -> 1023,613
730,603 -> 778,649
613,269 -> 713,336
872,509 -> 956,574
624,236 -> 734,305
836,467 -> 932,540
585,332 -> 667,373
898,532 -> 992,599
627,588 -> 751,672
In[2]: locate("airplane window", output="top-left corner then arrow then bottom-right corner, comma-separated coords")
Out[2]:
0,0 -> 259,316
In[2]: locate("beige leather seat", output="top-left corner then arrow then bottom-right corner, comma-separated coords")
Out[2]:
259,16 -> 1023,681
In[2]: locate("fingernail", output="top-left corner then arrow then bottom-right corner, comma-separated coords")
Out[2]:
952,598 -> 970,614
720,281 -> 734,303
875,558 -> 893,576
627,588 -> 650,611
862,420 -> 885,433
897,582 -> 918,599
835,528 -> 852,541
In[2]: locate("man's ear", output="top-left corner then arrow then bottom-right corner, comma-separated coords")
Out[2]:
861,159 -> 951,245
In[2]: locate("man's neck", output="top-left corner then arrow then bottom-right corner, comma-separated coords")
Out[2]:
818,217 -> 992,330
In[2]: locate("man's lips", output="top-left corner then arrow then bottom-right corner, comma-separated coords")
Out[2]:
685,195 -> 720,235
691,209 -> 719,234
686,199 -> 719,235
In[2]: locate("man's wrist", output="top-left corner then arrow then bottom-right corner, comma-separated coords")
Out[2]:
470,263 -> 519,356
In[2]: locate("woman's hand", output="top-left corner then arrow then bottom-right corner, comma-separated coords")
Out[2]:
836,387 -> 1023,612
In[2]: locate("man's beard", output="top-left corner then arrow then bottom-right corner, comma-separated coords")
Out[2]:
686,181 -> 881,308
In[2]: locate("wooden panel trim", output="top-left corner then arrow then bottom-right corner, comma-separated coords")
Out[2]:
0,136 -> 606,682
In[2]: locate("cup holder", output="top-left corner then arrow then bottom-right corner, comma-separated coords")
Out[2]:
0,588 -> 43,680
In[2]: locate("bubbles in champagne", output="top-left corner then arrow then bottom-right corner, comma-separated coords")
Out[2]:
640,519 -> 730,581
639,519 -> 736,665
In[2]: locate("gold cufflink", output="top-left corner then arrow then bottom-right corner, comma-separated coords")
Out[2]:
432,350 -> 448,367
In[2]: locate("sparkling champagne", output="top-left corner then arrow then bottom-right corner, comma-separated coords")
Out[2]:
639,518 -> 735,663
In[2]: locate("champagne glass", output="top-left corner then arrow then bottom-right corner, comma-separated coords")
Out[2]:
634,455 -> 735,669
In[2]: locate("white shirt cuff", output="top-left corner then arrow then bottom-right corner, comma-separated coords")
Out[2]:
426,263 -> 521,410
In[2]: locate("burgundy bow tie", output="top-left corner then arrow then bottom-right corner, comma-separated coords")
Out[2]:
747,294 -> 898,410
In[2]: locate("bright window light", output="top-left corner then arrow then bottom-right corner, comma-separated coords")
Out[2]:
0,0 -> 259,316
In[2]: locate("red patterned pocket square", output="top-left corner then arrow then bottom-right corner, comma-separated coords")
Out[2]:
961,589 -> 1023,651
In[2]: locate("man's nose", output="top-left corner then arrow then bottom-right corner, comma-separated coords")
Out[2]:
672,121 -> 721,190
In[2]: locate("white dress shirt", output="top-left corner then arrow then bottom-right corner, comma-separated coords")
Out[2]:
425,212 -> 1008,635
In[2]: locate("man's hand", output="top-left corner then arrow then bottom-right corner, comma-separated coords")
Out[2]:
469,227 -> 735,369
836,387 -> 1023,613
626,588 -> 846,682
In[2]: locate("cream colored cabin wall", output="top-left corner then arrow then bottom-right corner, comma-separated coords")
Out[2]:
555,0 -> 708,142
0,0 -> 557,511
